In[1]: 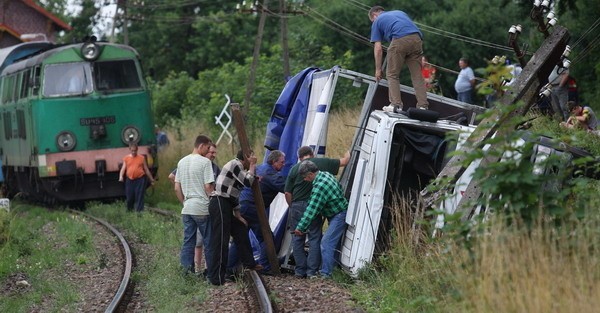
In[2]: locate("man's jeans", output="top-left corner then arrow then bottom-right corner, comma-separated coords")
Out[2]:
457,90 -> 473,104
290,201 -> 323,277
180,214 -> 211,274
125,177 -> 146,211
320,210 -> 347,277
550,85 -> 569,120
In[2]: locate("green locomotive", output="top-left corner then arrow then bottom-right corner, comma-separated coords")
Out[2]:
0,40 -> 157,203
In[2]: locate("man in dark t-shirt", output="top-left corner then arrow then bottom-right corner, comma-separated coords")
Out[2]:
284,146 -> 349,278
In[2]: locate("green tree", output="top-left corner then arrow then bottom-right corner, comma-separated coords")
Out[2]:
60,0 -> 99,43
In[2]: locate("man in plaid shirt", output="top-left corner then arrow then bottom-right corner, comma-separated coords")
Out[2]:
207,150 -> 262,285
293,160 -> 348,278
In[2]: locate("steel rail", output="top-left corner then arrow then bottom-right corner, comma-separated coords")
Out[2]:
148,207 -> 273,311
69,209 -> 133,313
246,270 -> 273,313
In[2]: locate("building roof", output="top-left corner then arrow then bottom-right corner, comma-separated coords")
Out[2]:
20,0 -> 72,31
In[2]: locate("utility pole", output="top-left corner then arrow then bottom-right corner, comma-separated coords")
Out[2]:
110,0 -> 128,44
109,0 -> 119,43
280,0 -> 290,80
123,0 -> 129,45
243,0 -> 269,114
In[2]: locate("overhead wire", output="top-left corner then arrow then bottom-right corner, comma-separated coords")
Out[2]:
570,17 -> 600,49
572,32 -> 600,65
340,0 -> 370,11
104,0 -> 596,68
301,5 -> 373,48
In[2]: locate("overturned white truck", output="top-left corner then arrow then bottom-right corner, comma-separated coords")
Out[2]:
265,29 -> 589,275
260,26 -> 590,276
263,63 -> 594,277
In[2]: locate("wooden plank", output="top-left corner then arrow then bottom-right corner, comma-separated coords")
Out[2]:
231,103 -> 281,274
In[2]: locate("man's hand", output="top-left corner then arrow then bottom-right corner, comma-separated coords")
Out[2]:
375,69 -> 383,82
234,210 -> 248,227
293,229 -> 304,236
246,153 -> 258,166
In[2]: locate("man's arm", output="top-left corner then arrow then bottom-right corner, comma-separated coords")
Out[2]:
373,41 -> 383,81
203,182 -> 214,197
559,71 -> 570,87
142,159 -> 155,185
285,192 -> 292,206
295,181 -> 326,233
339,151 -> 350,167
118,161 -> 127,182
174,182 -> 184,203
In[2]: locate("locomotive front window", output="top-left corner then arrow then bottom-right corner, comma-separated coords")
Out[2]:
94,60 -> 142,92
43,63 -> 93,97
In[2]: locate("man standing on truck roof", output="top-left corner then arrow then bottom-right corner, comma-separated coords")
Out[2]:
285,146 -> 349,278
369,5 -> 429,112
293,160 -> 348,279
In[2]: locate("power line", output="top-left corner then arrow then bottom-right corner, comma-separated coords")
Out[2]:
571,17 -> 600,49
302,5 -> 372,46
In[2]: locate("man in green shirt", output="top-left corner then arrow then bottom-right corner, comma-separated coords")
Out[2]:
285,146 -> 349,278
292,160 -> 348,278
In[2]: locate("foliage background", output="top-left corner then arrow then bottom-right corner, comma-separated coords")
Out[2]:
40,0 -> 598,141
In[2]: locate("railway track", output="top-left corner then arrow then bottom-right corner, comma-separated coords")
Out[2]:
147,206 -> 276,311
69,209 -> 133,312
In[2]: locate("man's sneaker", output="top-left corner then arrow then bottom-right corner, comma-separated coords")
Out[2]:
382,104 -> 401,113
382,105 -> 395,112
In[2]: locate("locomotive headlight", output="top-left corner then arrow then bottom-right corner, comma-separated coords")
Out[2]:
81,42 -> 101,61
56,131 -> 77,151
121,126 -> 141,144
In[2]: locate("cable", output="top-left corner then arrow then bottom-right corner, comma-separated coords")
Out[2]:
572,32 -> 600,65
340,0 -> 370,11
571,17 -> 600,49
301,6 -> 373,48
416,22 -> 519,53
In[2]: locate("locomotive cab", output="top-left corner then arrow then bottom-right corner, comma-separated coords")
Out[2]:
0,41 -> 157,203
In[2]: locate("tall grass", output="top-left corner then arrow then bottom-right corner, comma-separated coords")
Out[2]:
451,216 -> 600,312
331,105 -> 600,312
148,105 -> 361,208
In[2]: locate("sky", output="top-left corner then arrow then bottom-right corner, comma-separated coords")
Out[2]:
66,0 -> 117,38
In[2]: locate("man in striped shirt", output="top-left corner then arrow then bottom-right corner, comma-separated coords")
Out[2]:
174,135 -> 214,275
207,150 -> 262,285
293,160 -> 348,278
